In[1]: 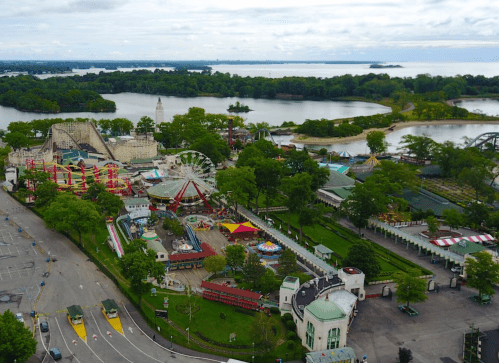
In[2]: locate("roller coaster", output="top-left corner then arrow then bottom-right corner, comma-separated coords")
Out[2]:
25,159 -> 132,196
464,132 -> 499,150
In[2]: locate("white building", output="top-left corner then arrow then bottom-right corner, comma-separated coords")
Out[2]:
156,97 -> 164,129
124,197 -> 151,219
279,268 -> 366,352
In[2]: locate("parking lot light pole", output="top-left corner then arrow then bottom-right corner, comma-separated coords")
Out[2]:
170,335 -> 173,349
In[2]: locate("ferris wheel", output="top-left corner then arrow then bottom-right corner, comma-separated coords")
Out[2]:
150,150 -> 217,212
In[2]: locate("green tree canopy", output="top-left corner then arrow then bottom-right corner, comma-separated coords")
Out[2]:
465,202 -> 490,230
225,244 -> 246,275
135,116 -> 156,134
33,180 -> 59,207
216,166 -> 257,211
443,208 -> 463,231
343,183 -> 387,235
119,239 -> 165,306
0,310 -> 37,363
281,172 -> 315,231
3,132 -> 29,150
243,252 -> 266,288
366,130 -> 388,155
465,251 -> 499,298
398,134 -> 436,161
190,133 -> 230,166
426,215 -> 440,238
342,242 -> 381,279
394,269 -> 428,308
278,248 -> 298,278
96,191 -> 124,216
203,255 -> 227,274
43,194 -> 101,244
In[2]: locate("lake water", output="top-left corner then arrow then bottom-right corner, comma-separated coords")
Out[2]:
0,92 -> 390,130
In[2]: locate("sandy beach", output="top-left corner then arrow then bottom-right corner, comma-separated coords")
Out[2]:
290,119 -> 499,145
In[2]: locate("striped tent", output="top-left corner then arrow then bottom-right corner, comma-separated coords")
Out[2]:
338,151 -> 356,158
364,155 -> 381,167
430,234 -> 495,247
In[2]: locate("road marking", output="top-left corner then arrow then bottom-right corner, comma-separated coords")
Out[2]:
54,317 -> 81,363
90,312 -> 134,363
31,245 -> 38,255
7,267 -> 12,279
79,285 -> 83,289
128,326 -> 133,334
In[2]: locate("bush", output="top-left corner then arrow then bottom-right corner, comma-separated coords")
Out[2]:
234,276 -> 242,283
286,331 -> 297,340
270,307 -> 280,315
287,340 -> 295,349
286,320 -> 296,332
281,313 -> 293,322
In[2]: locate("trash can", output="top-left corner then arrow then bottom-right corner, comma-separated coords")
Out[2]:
30,311 -> 36,317
46,258 -> 50,263
41,281 -> 45,287
32,242 -> 36,247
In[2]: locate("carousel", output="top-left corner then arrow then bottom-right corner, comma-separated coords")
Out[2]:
256,241 -> 282,259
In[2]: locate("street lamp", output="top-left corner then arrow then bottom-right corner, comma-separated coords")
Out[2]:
170,335 -> 173,350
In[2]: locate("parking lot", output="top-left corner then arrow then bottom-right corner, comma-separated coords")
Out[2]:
348,283 -> 499,363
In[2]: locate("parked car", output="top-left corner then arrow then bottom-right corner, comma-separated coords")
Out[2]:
451,266 -> 461,273
40,322 -> 49,332
14,313 -> 24,324
49,348 -> 62,360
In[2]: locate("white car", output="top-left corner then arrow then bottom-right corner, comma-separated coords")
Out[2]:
15,313 -> 24,324
451,267 -> 461,273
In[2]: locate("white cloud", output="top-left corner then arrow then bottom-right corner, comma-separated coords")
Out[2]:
0,0 -> 499,60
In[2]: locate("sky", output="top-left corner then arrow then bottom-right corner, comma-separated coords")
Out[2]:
2,0 -> 499,61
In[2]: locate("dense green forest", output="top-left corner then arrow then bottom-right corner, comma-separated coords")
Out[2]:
2,70 -> 499,114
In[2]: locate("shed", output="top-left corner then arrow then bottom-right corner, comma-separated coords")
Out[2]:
314,244 -> 334,260
102,299 -> 119,314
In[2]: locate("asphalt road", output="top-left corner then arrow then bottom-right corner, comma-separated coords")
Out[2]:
0,189 -> 226,363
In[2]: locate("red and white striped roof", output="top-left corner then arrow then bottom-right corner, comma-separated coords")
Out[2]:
430,234 -> 495,247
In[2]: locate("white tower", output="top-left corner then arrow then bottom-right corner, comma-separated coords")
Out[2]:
155,97 -> 164,128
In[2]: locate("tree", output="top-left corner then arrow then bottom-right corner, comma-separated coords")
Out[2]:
398,134 -> 436,161
203,255 -> 227,274
342,242 -> 381,279
135,116 -> 155,134
465,251 -> 499,298
242,252 -> 266,288
278,248 -> 298,277
3,132 -> 29,150
216,166 -> 257,212
394,269 -> 428,308
96,191 -> 124,216
398,347 -> 413,363
33,180 -> 59,207
82,182 -> 106,201
254,158 -> 283,215
458,165 -> 493,201
43,194 -> 101,245
443,209 -> 463,231
366,130 -> 388,155
466,202 -> 490,230
0,310 -> 37,363
281,173 -> 314,231
260,268 -> 280,294
225,244 -> 246,275
426,215 -> 440,238
298,207 -> 316,242
163,218 -> 184,236
191,133 -> 230,166
250,313 -> 278,353
343,183 -> 387,236
119,239 -> 165,307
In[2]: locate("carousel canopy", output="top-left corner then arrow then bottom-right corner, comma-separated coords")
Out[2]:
141,231 -> 159,240
178,243 -> 193,251
222,221 -> 260,234
338,151 -> 356,158
257,241 -> 282,252
147,178 -> 214,200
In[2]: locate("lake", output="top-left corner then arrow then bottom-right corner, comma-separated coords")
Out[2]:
0,92 -> 390,130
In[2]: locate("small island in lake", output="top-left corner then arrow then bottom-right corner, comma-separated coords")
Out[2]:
369,64 -> 403,68
227,101 -> 252,113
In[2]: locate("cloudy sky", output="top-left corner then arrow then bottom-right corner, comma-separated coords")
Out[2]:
2,0 -> 499,61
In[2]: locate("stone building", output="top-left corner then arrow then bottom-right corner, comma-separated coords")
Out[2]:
279,268 -> 365,352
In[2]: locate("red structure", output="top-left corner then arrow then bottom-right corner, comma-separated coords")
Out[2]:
201,281 -> 262,310
167,243 -> 216,270
169,180 -> 213,213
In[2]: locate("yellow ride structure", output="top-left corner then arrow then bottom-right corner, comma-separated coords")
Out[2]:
101,299 -> 124,335
67,305 -> 87,342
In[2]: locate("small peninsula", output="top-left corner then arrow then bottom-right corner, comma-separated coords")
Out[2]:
227,101 -> 251,113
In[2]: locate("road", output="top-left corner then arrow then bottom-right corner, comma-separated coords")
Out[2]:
0,189 -> 225,363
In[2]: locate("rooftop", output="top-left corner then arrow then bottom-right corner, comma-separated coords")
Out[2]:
124,197 -> 151,206
306,347 -> 357,363
294,275 -> 343,313
146,239 -> 168,254
201,281 -> 262,301
323,170 -> 355,188
314,244 -> 334,254
449,240 -> 486,255
400,188 -> 463,216
305,298 -> 346,321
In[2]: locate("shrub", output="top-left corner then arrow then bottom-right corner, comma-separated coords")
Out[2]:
281,313 -> 293,322
286,320 -> 296,332
270,307 -> 280,315
286,331 -> 297,340
234,276 -> 242,283
287,340 -> 295,349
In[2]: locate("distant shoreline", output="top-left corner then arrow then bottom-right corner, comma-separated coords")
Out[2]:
290,119 -> 499,145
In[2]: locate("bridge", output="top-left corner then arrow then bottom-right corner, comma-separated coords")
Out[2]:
465,132 -> 499,150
